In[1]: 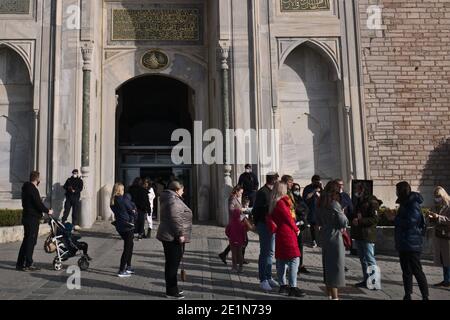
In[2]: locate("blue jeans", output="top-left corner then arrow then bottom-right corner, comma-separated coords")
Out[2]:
257,222 -> 275,282
355,240 -> 377,280
276,257 -> 300,288
444,266 -> 450,284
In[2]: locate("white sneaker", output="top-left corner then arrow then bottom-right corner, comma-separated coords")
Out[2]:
312,241 -> 318,248
268,279 -> 279,288
260,280 -> 272,292
74,225 -> 82,231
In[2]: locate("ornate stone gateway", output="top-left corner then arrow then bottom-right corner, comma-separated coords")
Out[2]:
0,0 -> 30,14
110,4 -> 203,45
281,0 -> 330,11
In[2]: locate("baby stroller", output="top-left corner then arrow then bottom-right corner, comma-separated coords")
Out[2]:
44,216 -> 90,271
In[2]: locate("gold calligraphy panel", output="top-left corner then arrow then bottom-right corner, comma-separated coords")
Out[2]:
281,0 -> 330,11
0,0 -> 30,14
112,8 -> 200,42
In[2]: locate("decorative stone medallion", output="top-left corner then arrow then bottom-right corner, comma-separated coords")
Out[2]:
281,0 -> 330,11
141,50 -> 169,71
0,0 -> 30,14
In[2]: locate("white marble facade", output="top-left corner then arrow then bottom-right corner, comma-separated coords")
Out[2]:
0,0 -> 367,226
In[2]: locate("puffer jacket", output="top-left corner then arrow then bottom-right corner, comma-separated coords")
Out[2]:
395,192 -> 426,253
156,190 -> 193,243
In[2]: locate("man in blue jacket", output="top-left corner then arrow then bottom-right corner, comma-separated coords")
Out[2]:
395,181 -> 429,300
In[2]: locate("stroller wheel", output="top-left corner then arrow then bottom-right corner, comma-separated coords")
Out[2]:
53,258 -> 63,271
78,257 -> 89,271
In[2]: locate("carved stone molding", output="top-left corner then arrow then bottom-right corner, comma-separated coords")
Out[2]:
0,40 -> 35,83
278,37 -> 341,79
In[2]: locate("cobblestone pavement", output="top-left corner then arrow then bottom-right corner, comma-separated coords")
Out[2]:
0,222 -> 449,300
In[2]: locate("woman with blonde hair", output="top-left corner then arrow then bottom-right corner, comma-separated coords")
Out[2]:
110,182 -> 137,278
266,182 -> 306,297
428,186 -> 450,287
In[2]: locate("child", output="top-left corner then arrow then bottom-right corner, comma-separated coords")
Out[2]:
225,200 -> 255,272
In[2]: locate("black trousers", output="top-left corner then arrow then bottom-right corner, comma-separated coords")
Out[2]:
135,210 -> 146,235
221,235 -> 248,258
62,195 -> 80,225
399,251 -> 429,298
119,230 -> 134,271
162,240 -> 183,295
297,232 -> 304,266
17,217 -> 40,268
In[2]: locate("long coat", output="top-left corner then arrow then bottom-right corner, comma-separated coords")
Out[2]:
317,200 -> 348,288
267,196 -> 300,261
156,190 -> 193,243
433,204 -> 450,267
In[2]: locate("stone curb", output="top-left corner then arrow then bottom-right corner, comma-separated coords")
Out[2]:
0,224 -> 51,244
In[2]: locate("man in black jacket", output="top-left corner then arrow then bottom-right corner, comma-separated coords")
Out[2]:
253,172 -> 279,292
238,164 -> 259,207
16,171 -> 53,271
62,169 -> 83,230
128,177 -> 151,240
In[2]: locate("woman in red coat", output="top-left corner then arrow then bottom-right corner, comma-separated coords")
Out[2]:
267,182 -> 306,298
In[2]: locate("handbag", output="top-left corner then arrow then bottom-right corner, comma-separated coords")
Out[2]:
435,226 -> 450,240
342,229 -> 352,250
44,234 -> 56,254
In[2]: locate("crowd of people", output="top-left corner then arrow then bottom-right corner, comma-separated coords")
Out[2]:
221,166 -> 450,300
14,167 -> 450,300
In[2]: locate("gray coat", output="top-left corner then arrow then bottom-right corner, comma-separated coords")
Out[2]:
156,190 -> 193,243
317,200 -> 348,288
433,205 -> 450,267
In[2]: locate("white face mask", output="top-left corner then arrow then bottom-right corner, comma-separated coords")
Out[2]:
293,191 -> 301,197
73,174 -> 78,178
245,169 -> 251,173
354,192 -> 361,198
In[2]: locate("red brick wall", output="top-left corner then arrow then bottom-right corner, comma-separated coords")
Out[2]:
358,0 -> 450,193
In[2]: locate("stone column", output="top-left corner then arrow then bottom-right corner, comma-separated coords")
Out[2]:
33,109 -> 39,170
219,41 -> 233,226
80,42 -> 93,228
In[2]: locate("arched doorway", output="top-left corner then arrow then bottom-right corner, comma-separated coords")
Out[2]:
278,43 -> 344,185
0,46 -> 33,199
116,75 -> 195,209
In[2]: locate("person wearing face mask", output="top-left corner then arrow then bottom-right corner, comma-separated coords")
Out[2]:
428,186 -> 450,288
218,185 -> 251,265
351,182 -> 382,289
17,171 -> 53,271
62,169 -> 83,230
302,175 -> 323,248
394,181 -> 429,300
238,164 -> 259,207
291,183 -> 310,274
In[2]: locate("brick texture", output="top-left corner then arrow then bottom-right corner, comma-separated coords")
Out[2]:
359,0 -> 450,191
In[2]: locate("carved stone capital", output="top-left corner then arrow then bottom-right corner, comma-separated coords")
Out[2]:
218,41 -> 230,70
81,42 -> 94,71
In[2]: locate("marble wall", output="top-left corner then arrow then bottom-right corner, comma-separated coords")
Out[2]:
0,46 -> 33,199
278,44 -> 341,186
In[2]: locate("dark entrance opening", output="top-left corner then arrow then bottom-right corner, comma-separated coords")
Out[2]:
116,75 -> 194,209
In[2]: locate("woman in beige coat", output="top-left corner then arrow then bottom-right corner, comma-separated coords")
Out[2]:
428,186 -> 450,287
